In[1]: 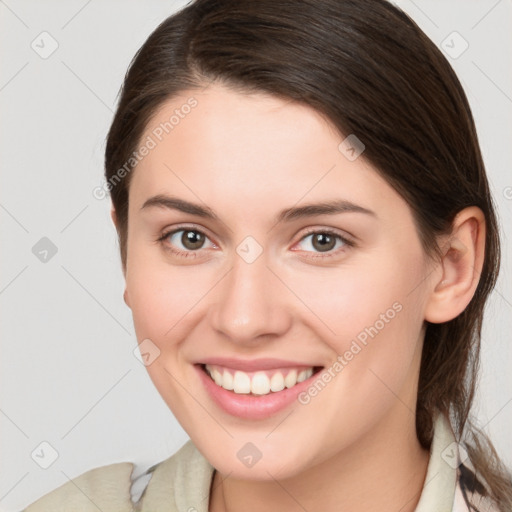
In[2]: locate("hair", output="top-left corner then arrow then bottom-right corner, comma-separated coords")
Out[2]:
104,0 -> 512,508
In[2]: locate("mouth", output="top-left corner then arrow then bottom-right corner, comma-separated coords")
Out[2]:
199,363 -> 324,396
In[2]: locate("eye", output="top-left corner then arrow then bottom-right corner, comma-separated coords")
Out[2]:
157,227 -> 216,257
157,226 -> 354,260
293,229 -> 354,257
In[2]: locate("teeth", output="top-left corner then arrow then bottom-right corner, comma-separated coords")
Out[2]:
251,372 -> 270,395
297,369 -> 309,383
205,365 -> 314,395
222,370 -> 234,390
270,372 -> 285,392
284,369 -> 297,388
233,371 -> 251,394
212,369 -> 223,386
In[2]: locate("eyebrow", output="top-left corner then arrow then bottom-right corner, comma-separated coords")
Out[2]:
140,194 -> 376,223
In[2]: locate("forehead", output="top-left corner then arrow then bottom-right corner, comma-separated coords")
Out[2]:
141,84 -> 340,167
128,84 -> 401,220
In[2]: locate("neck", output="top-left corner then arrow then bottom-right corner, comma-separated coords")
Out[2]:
209,407 -> 430,512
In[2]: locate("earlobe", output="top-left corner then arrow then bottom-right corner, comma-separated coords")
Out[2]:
110,208 -> 118,230
424,207 -> 485,324
123,289 -> 131,308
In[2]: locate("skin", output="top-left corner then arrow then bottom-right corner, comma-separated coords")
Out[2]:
112,83 -> 485,512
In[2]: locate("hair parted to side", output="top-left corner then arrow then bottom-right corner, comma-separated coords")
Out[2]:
104,0 -> 512,508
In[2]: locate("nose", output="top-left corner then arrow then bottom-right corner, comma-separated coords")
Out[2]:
208,251 -> 293,346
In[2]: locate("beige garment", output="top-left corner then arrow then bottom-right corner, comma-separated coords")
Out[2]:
22,412 -> 496,512
22,461 -> 134,512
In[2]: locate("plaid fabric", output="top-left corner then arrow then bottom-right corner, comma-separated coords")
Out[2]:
452,461 -> 500,512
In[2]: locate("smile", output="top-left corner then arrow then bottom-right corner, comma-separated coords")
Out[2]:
195,359 -> 324,419
204,364 -> 318,395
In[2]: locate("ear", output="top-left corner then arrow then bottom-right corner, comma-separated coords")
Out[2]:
123,288 -> 131,309
110,207 -> 130,302
110,207 -> 118,230
424,206 -> 486,323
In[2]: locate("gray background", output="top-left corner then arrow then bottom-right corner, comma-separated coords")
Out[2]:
1,1 -> 511,510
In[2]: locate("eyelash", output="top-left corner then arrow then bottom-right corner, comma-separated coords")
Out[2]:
156,225 -> 355,260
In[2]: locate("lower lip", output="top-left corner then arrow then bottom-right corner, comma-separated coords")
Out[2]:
195,364 -> 321,420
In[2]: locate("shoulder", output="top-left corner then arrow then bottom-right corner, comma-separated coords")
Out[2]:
21,441 -> 214,512
21,461 -> 135,512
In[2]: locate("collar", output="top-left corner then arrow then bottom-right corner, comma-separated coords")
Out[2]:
414,411 -> 457,511
137,411 -> 458,512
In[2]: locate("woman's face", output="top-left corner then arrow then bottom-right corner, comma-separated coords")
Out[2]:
123,83 -> 435,479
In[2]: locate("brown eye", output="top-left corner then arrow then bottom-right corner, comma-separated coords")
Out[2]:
311,232 -> 337,252
294,230 -> 353,257
159,228 -> 215,255
181,230 -> 206,250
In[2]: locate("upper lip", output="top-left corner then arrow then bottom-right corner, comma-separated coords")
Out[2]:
198,357 -> 322,372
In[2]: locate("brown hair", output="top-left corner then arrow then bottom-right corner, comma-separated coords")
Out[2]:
104,0 -> 512,508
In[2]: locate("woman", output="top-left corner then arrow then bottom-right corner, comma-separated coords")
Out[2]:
22,0 -> 512,511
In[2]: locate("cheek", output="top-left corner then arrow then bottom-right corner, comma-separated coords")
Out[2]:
286,252 -> 425,348
125,257 -> 218,411
125,253 -> 214,347
284,251 -> 426,404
